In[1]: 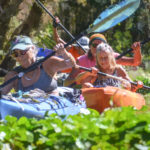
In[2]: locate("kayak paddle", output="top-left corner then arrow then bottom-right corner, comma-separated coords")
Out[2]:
65,0 -> 141,47
69,65 -> 150,90
35,0 -> 140,50
87,0 -> 140,33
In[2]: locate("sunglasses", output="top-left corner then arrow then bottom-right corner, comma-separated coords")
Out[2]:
91,43 -> 99,48
11,50 -> 28,58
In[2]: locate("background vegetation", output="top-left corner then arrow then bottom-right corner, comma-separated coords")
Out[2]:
0,0 -> 150,149
0,0 -> 150,71
1,0 -> 150,96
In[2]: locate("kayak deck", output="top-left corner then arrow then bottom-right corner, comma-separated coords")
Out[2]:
0,88 -> 86,119
82,86 -> 145,113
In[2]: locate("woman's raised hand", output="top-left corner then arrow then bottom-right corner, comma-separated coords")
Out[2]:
54,43 -> 77,68
131,42 -> 141,54
54,43 -> 66,56
131,41 -> 142,66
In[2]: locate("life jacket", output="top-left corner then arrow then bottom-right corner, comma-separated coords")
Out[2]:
82,86 -> 145,113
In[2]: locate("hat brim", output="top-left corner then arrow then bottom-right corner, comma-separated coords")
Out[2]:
72,44 -> 89,51
11,43 -> 30,51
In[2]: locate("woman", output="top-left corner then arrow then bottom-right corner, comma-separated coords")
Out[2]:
78,33 -> 141,68
64,33 -> 142,87
1,35 -> 76,95
74,43 -> 143,91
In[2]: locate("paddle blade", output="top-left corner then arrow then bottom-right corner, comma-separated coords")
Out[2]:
87,0 -> 140,33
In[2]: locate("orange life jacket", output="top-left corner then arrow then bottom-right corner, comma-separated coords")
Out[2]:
82,86 -> 145,113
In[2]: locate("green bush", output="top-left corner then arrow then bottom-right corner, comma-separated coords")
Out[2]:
0,107 -> 150,150
34,23 -> 56,49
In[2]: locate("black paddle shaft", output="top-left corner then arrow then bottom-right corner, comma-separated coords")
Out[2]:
116,37 -> 150,60
69,66 -> 150,90
35,0 -> 86,53
79,66 -> 150,90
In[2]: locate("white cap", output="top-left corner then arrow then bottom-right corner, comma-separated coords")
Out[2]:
73,36 -> 89,51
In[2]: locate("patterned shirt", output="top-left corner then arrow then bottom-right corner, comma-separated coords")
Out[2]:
93,70 -> 121,88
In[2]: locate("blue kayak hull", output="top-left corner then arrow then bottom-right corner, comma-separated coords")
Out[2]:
0,96 -> 86,120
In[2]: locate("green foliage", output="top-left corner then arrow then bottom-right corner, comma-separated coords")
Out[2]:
34,23 -> 56,49
1,0 -> 150,70
0,107 -> 150,149
107,29 -> 132,53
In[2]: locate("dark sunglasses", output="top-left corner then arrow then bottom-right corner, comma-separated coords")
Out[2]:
11,50 -> 28,58
91,43 -> 99,48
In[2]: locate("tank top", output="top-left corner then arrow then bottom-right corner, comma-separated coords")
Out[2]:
17,66 -> 57,92
93,70 -> 121,88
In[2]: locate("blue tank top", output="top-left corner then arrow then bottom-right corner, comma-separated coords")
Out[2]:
93,70 -> 121,88
17,66 -> 57,92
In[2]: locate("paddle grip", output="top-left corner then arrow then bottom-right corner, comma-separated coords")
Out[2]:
116,38 -> 150,60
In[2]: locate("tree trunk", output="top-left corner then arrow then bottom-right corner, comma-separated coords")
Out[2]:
0,1 -> 44,75
0,0 -> 22,50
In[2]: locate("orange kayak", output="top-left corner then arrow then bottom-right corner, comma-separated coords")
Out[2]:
82,86 -> 145,113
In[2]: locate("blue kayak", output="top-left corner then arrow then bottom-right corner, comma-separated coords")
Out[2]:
0,87 -> 86,120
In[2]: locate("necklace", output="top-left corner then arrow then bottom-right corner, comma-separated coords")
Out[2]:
24,70 -> 37,81
24,76 -> 32,81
